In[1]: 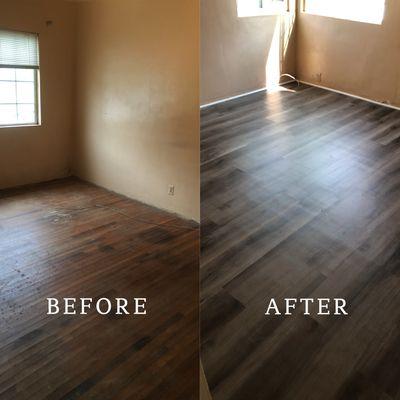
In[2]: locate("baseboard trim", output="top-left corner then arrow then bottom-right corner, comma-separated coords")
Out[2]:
299,80 -> 400,112
200,80 -> 400,112
200,87 -> 268,109
200,81 -> 296,109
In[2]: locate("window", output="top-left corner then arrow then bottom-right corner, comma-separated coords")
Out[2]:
303,0 -> 385,25
0,29 -> 40,127
237,0 -> 287,18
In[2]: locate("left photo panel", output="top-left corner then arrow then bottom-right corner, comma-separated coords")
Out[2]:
0,0 -> 200,399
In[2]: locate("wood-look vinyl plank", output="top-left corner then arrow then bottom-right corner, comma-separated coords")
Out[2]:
201,84 -> 400,400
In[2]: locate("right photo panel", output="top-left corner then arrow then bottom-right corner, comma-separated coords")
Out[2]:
200,0 -> 400,399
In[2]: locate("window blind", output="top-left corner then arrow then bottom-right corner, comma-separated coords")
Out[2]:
0,30 -> 39,69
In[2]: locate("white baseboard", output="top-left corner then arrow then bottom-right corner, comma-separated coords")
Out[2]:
200,79 -> 400,112
200,79 -> 400,111
200,87 -> 268,109
200,81 -> 296,109
299,80 -> 400,112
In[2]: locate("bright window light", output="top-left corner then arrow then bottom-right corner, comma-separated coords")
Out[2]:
304,0 -> 385,25
0,29 -> 40,127
237,0 -> 287,17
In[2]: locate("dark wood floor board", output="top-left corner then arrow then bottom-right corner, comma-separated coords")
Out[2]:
201,200 -> 282,264
280,259 -> 400,400
0,177 -> 199,399
201,203 -> 317,301
1,242 -> 197,385
201,84 -> 400,399
52,311 -> 197,400
201,96 -> 385,167
201,275 -> 325,390
2,244 -> 198,394
0,229 -> 192,352
208,247 -> 399,400
201,88 -> 337,138
0,195 -> 195,310
200,83 -> 313,126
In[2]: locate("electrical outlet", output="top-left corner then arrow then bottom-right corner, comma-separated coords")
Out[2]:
316,73 -> 322,83
168,185 -> 175,196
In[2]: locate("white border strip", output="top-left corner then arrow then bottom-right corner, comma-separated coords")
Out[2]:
299,80 -> 400,112
200,87 -> 268,109
200,80 -> 297,108
200,79 -> 297,109
200,79 -> 400,112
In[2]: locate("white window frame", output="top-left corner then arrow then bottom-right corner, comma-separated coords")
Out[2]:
302,0 -> 385,25
0,30 -> 41,128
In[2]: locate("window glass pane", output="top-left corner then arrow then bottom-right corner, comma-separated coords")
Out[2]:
0,68 -> 16,81
0,67 -> 39,126
16,69 -> 34,82
17,81 -> 35,103
0,104 -> 17,124
0,81 -> 16,103
17,103 -> 35,123
305,0 -> 385,24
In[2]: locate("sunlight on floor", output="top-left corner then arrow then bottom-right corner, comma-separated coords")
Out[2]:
267,85 -> 297,93
265,1 -> 296,90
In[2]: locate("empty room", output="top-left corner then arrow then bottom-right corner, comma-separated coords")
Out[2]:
200,0 -> 400,399
0,0 -> 199,398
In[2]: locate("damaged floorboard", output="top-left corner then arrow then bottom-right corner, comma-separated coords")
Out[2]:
0,177 -> 199,400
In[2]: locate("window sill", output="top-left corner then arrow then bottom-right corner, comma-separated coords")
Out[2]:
0,123 -> 41,129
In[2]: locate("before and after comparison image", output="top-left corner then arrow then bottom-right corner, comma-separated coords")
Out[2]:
1,0 -> 400,399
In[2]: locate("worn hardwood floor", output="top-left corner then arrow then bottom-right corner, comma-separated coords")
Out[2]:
201,83 -> 400,400
0,178 -> 199,400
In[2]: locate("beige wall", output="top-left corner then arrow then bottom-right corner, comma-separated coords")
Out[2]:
73,0 -> 200,221
0,0 -> 199,221
201,0 -> 296,105
297,0 -> 400,107
0,0 -> 76,189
